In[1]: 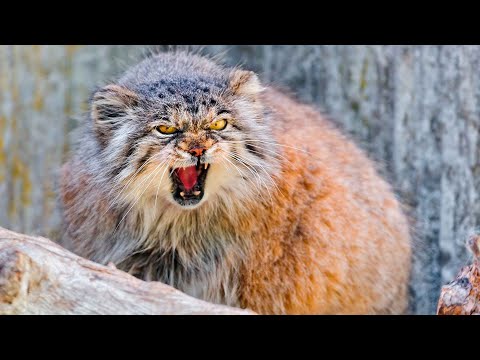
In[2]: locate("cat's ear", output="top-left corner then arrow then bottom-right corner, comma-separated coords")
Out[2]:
91,84 -> 139,141
228,70 -> 263,98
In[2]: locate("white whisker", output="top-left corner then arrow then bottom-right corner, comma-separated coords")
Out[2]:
154,164 -> 171,218
112,161 -> 167,235
225,139 -> 318,158
220,155 -> 256,199
230,152 -> 286,200
102,155 -> 160,216
221,154 -> 261,198
225,152 -> 274,205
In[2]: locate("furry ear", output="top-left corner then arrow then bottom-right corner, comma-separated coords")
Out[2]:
228,70 -> 263,98
91,84 -> 139,142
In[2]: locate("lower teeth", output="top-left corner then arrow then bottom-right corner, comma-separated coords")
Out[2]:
179,191 -> 201,198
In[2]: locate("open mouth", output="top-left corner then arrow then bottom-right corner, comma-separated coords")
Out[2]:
170,159 -> 210,207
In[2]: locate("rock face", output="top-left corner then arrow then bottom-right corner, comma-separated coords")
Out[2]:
1,45 -> 479,314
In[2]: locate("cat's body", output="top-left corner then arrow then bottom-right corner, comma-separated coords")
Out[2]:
60,52 -> 411,314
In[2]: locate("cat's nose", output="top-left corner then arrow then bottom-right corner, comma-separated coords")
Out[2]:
189,147 -> 206,157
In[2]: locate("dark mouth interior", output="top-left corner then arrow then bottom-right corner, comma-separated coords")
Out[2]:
170,159 -> 209,206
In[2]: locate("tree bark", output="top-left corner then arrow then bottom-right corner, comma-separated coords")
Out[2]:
0,226 -> 254,315
437,235 -> 480,315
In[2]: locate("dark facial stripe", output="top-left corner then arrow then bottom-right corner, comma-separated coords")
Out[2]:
229,123 -> 242,131
124,143 -> 137,162
245,142 -> 265,159
216,133 -> 238,142
108,131 -> 146,179
137,148 -> 153,173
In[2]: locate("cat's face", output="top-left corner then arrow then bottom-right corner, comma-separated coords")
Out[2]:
91,69 -> 278,211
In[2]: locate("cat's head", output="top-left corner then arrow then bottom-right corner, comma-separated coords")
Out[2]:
89,53 -> 279,211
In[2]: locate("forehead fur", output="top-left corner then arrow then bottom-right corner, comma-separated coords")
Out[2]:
118,52 -> 228,86
119,53 -> 229,97
138,78 -> 229,123
114,53 -> 235,122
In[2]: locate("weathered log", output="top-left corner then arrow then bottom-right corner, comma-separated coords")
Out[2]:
436,235 -> 480,315
0,227 -> 254,315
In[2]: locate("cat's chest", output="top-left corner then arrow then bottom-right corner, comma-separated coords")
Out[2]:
148,231 -> 245,307
154,246 -> 241,307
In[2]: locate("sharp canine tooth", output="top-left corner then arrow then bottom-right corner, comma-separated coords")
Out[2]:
180,192 -> 185,197
204,163 -> 208,170
193,191 -> 201,196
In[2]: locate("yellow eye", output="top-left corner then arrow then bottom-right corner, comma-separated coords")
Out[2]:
209,119 -> 227,131
156,125 -> 178,134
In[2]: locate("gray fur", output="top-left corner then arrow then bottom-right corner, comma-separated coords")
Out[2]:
60,52 -> 279,306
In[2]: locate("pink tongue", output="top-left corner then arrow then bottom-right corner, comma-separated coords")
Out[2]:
175,166 -> 198,191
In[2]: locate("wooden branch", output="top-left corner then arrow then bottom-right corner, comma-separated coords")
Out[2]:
437,235 -> 480,315
0,227 -> 254,315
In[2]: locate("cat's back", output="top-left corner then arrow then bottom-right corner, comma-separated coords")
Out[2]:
263,87 -> 395,199
240,87 -> 412,314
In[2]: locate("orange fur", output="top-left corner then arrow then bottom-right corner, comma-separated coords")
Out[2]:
235,89 -> 411,314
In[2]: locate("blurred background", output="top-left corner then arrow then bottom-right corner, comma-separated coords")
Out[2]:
1,45 -> 478,314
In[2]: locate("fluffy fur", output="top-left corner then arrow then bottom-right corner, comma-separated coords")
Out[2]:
59,52 -> 412,314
